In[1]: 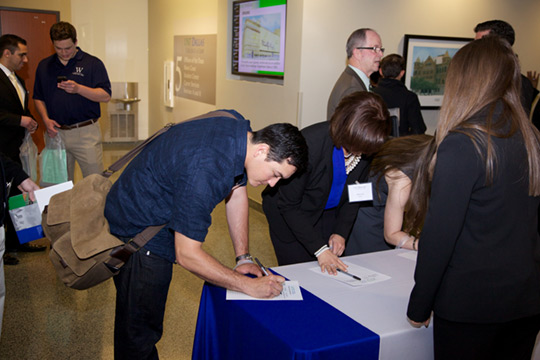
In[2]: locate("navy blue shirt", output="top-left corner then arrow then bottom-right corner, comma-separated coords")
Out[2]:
33,48 -> 111,125
105,110 -> 250,263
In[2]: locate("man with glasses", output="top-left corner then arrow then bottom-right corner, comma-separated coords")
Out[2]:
327,28 -> 384,120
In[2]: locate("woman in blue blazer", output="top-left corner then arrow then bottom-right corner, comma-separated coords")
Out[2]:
262,92 -> 391,272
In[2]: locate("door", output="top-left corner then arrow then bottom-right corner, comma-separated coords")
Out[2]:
0,7 -> 59,151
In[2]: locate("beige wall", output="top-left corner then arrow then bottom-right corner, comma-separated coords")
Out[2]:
71,0 -> 149,138
148,0 -> 219,135
299,0 -> 540,133
8,0 -> 540,202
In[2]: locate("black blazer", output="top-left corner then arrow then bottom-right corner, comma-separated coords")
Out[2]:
373,78 -> 426,136
407,108 -> 540,323
0,70 -> 32,162
262,121 -> 371,256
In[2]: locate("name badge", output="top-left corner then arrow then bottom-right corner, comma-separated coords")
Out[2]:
348,182 -> 373,202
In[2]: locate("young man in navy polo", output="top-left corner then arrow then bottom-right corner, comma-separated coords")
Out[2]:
33,21 -> 111,181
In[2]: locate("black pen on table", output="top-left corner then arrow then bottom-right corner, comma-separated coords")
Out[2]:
254,257 -> 269,276
336,268 -> 361,281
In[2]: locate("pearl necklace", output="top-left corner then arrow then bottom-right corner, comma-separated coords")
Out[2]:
345,154 -> 361,174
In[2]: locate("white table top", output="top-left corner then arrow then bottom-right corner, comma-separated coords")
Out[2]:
274,249 -> 433,360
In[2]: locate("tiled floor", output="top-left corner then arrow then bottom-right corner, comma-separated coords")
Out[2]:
0,145 -> 278,359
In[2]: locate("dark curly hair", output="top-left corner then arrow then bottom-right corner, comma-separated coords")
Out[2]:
251,123 -> 308,174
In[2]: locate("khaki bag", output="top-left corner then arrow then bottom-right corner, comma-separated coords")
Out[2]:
42,174 -> 164,289
42,129 -> 169,290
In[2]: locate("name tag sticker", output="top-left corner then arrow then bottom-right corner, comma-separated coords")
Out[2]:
348,182 -> 373,202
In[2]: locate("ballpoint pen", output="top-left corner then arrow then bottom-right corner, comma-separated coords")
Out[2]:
336,268 -> 361,281
254,257 -> 269,276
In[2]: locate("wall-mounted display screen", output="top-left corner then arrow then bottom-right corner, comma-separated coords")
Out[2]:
231,0 -> 287,79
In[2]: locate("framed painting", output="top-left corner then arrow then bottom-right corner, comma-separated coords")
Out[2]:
403,34 -> 472,109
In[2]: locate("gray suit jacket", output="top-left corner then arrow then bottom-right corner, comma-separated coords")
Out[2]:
327,66 -> 367,120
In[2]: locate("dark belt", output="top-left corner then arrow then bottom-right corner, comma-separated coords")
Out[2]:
59,118 -> 98,130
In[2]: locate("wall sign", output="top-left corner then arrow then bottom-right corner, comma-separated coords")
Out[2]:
174,34 -> 217,105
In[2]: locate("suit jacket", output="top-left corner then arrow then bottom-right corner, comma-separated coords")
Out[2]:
0,70 -> 32,162
373,78 -> 427,136
262,121 -> 371,257
327,66 -> 367,120
407,105 -> 540,323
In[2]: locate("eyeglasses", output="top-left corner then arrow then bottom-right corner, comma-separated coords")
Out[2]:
356,46 -> 385,54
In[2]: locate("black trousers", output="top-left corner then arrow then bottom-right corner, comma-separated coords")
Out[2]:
433,313 -> 540,360
265,203 -> 337,266
113,249 -> 173,360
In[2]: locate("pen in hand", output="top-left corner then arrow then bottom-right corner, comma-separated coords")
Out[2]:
254,257 -> 269,276
336,268 -> 361,281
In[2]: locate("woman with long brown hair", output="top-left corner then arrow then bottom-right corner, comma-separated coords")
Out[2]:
346,134 -> 436,254
407,36 -> 540,359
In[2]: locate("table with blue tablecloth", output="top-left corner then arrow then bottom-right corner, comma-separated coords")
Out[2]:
192,249 -> 433,360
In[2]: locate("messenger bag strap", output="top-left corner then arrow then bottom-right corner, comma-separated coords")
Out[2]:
102,110 -> 237,178
107,225 -> 166,269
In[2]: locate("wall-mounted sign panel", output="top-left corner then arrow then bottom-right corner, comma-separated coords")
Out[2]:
174,34 -> 217,105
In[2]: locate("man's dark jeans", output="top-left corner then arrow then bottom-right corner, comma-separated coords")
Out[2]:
113,249 -> 173,360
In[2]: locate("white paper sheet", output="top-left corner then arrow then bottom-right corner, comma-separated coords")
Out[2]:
34,181 -> 73,214
309,262 -> 391,287
226,280 -> 303,300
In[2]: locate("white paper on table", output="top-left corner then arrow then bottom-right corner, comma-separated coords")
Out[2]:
398,250 -> 417,261
309,263 -> 391,287
226,280 -> 303,300
34,181 -> 73,214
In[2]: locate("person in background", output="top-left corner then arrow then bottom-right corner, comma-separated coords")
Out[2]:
407,36 -> 540,359
33,21 -> 111,182
327,28 -> 384,120
345,135 -> 435,255
0,34 -> 44,264
263,92 -> 390,271
0,153 -> 39,337
105,110 -> 308,359
373,54 -> 426,136
475,20 -> 540,241
474,19 -> 538,115
369,71 -> 380,89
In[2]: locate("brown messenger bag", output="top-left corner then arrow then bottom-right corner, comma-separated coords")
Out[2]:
41,110 -> 234,290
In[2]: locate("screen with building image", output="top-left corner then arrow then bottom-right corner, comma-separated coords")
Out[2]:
232,0 -> 287,79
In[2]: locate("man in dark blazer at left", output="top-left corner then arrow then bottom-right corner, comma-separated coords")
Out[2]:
0,34 -> 44,264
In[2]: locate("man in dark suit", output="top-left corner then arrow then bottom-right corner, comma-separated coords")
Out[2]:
0,34 -> 44,264
373,54 -> 427,136
327,28 -> 384,120
474,20 -> 540,237
474,20 -> 539,115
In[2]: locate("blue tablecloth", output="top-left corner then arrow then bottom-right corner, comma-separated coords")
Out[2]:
192,280 -> 380,360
